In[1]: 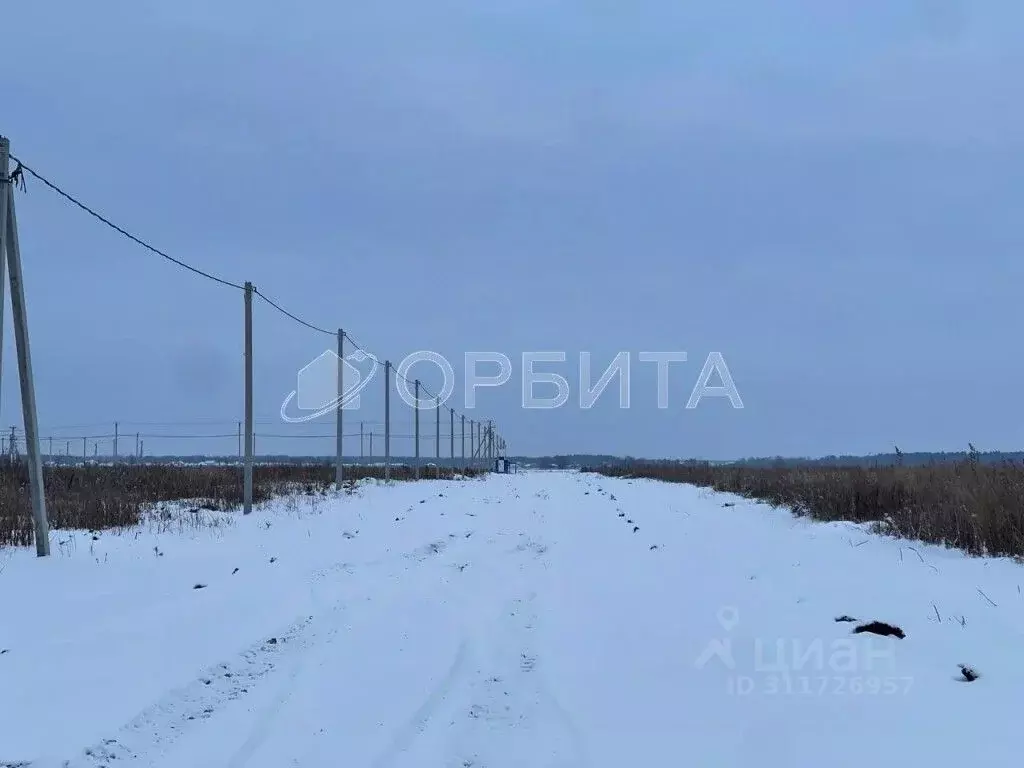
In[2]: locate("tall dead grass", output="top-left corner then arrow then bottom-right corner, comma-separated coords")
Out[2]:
590,458 -> 1024,558
0,462 -> 482,547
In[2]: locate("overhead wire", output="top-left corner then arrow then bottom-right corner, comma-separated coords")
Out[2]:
8,150 -> 499,449
8,154 -> 245,291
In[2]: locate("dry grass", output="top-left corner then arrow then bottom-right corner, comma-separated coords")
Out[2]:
589,457 -> 1024,558
0,461 -> 483,548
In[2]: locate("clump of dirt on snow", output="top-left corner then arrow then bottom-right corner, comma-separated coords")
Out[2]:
958,664 -> 979,682
853,621 -> 905,639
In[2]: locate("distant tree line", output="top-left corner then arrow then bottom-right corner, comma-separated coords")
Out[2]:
39,449 -> 1024,470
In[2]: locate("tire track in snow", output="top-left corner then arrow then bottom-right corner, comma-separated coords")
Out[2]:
64,558 -> 357,768
368,636 -> 474,768
221,530 -> 479,768
34,530 -> 465,768
54,612 -> 320,768
444,590 -> 589,768
441,511 -> 589,768
364,491 -> 580,768
221,580 -> 352,768
366,535 -> 496,768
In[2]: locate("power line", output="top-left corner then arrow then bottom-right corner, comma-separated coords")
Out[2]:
9,149 -> 498,446
345,330 -> 434,398
8,154 -> 245,291
10,152 -> 418,392
253,288 -> 334,336
41,419 -> 392,432
34,431 -> 462,442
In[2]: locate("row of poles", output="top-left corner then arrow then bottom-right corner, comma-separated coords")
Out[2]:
242,282 -> 508,514
2,423 -> 492,460
0,138 -> 510,557
3,422 -> 142,459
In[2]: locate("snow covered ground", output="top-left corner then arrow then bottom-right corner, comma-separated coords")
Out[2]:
2,470 -> 1023,767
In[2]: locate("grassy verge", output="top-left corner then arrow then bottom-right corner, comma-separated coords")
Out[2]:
1,462 -> 483,548
587,458 -> 1024,558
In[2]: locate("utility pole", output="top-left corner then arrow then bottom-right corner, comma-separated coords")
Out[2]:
360,421 -> 364,459
113,421 -> 118,462
243,281 -> 254,514
461,414 -> 465,468
414,380 -> 420,479
450,408 -> 455,469
1,137 -> 50,555
335,329 -> 344,487
0,148 -> 4,445
384,361 -> 391,481
382,360 -> 389,481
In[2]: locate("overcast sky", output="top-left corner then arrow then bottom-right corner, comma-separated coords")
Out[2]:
3,0 -> 1022,459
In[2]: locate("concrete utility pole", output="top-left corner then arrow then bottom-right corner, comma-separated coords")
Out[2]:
1,137 -> 49,555
414,380 -> 421,478
243,281 -> 254,514
434,396 -> 441,478
0,145 -> 4,424
384,360 -> 391,481
336,329 -> 344,487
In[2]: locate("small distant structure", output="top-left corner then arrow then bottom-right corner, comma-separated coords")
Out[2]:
494,456 -> 517,474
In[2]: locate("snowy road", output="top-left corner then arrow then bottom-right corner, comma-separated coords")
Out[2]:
3,471 -> 1024,767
